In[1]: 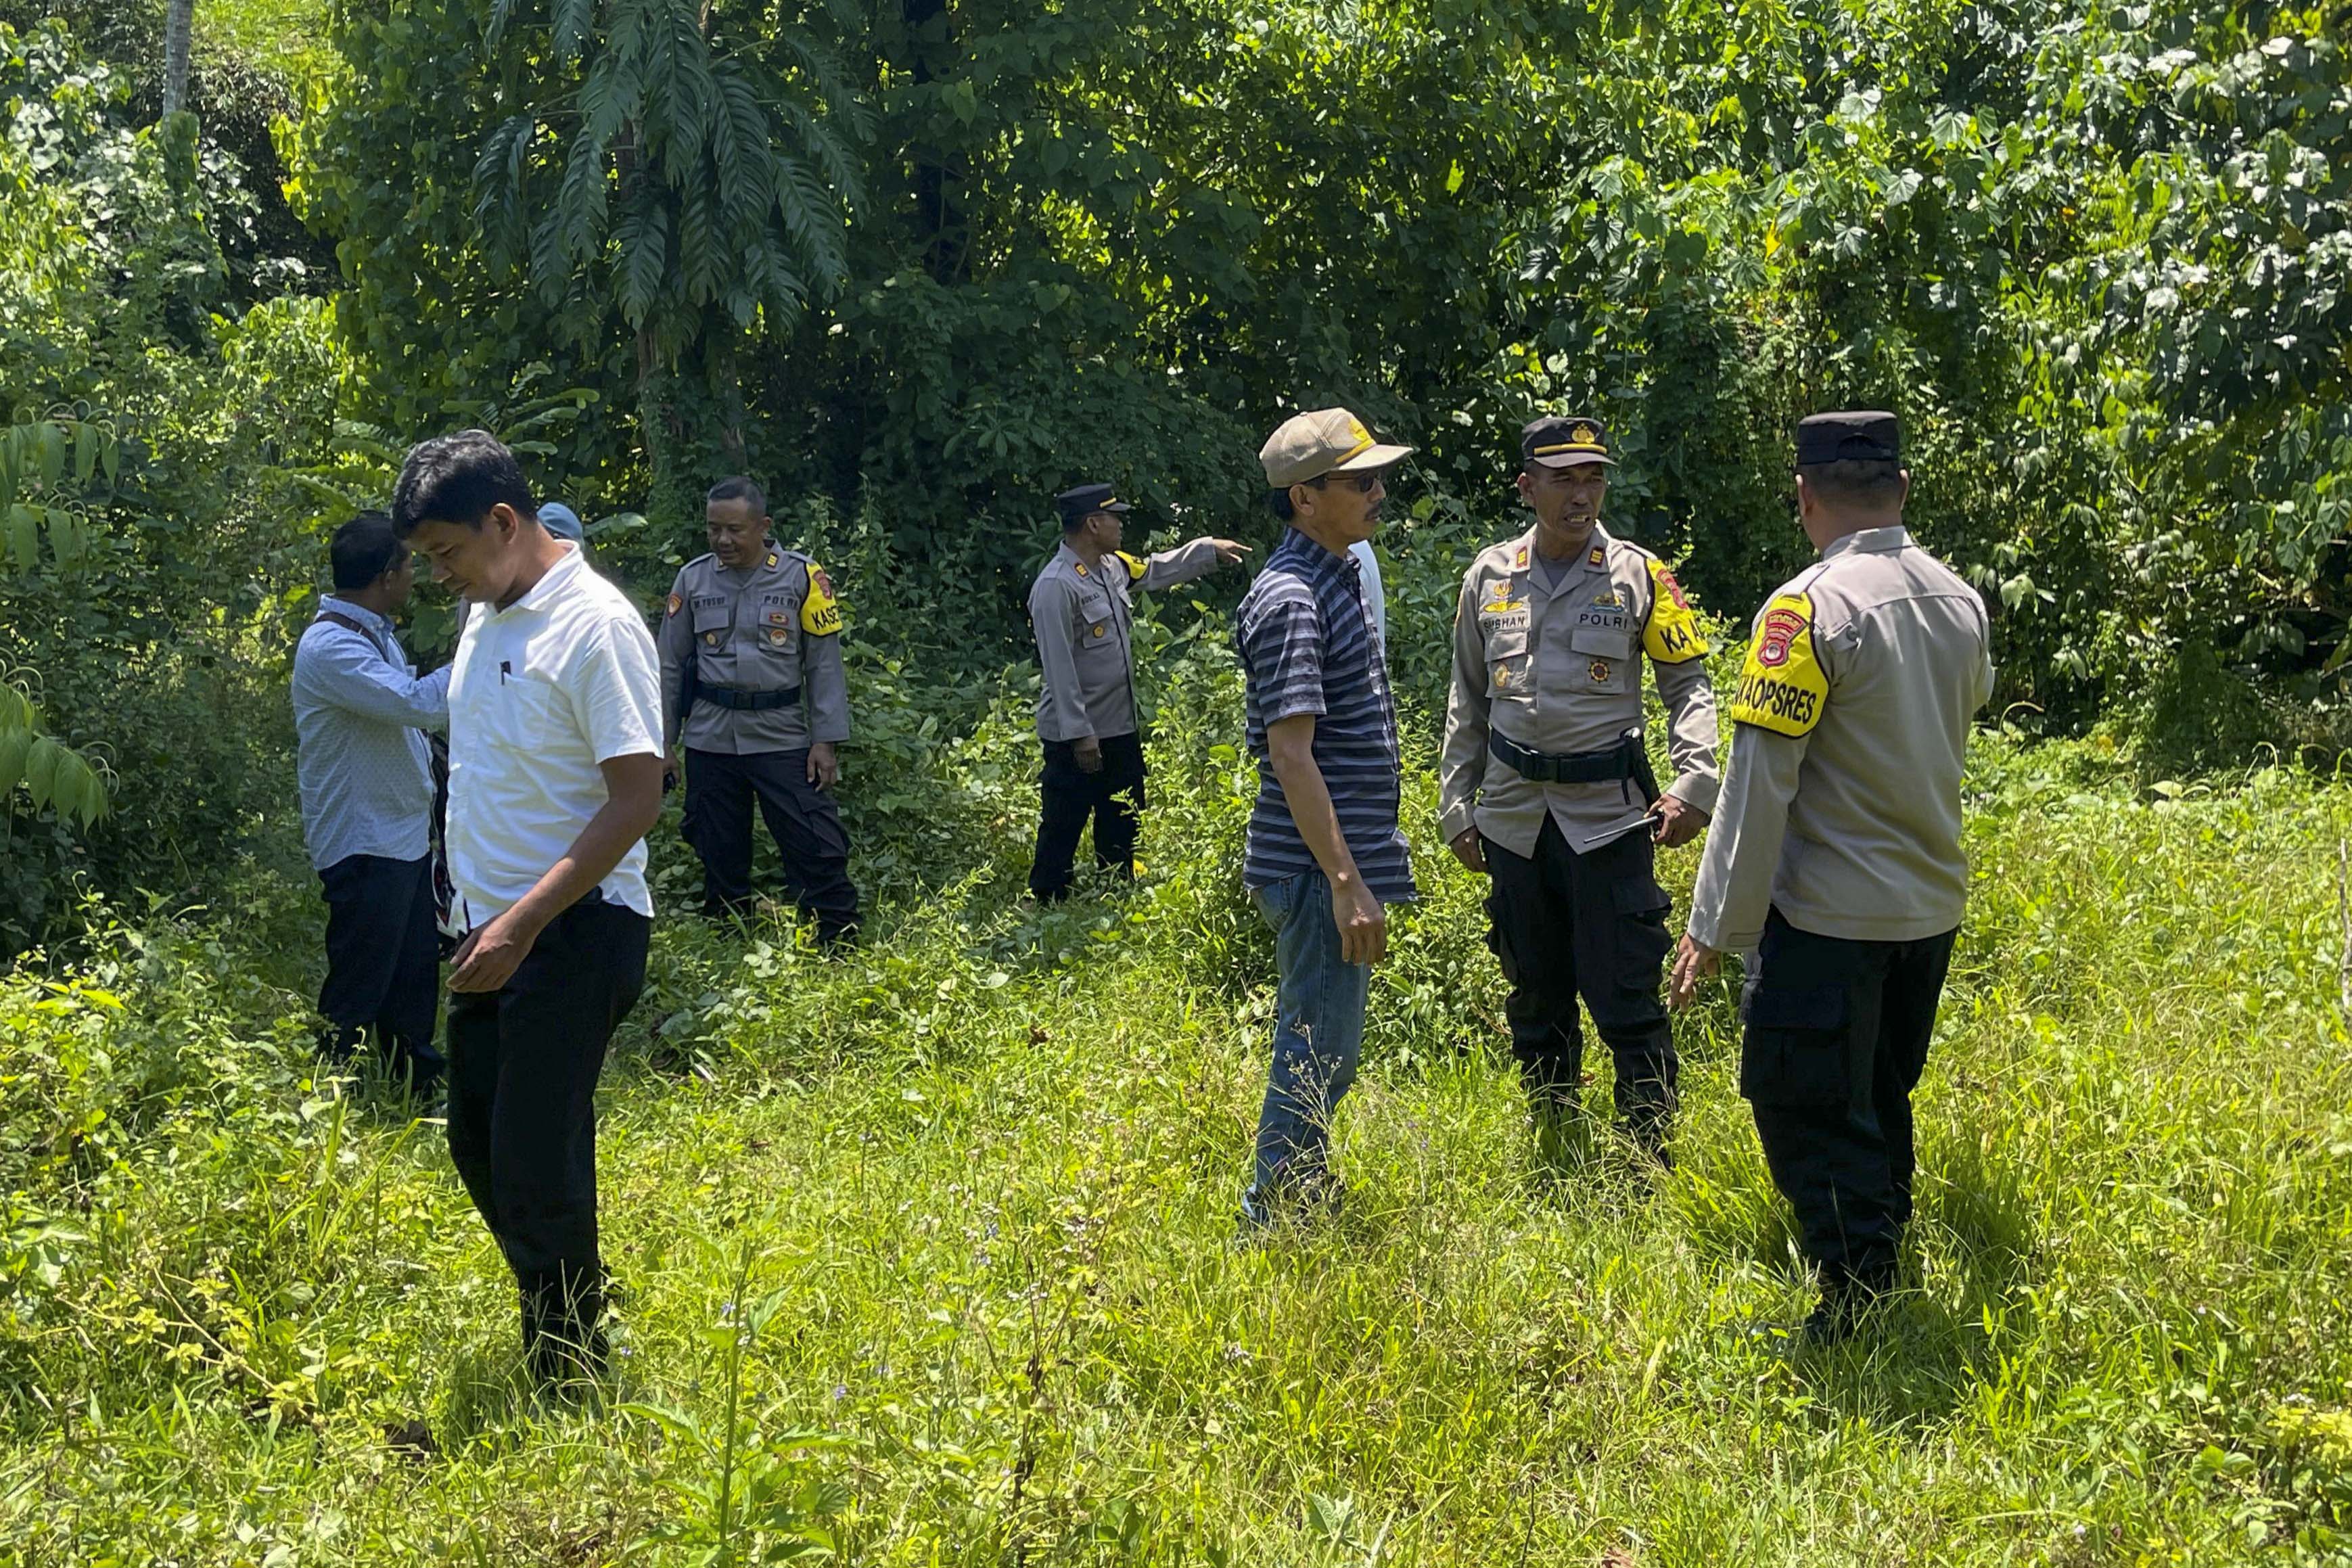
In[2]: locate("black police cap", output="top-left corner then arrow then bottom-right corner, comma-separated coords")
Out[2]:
1521,414 -> 1616,468
1053,483 -> 1132,525
1795,411 -> 1901,466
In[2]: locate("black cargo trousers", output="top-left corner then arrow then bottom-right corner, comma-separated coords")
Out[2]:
1740,907 -> 1959,1289
1483,816 -> 1678,1149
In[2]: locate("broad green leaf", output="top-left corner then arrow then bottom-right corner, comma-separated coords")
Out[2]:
24,735 -> 63,804
37,423 -> 64,489
0,729 -> 30,797
5,504 -> 39,570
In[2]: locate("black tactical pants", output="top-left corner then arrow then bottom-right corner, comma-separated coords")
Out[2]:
445,893 -> 648,1377
1741,908 -> 1958,1288
1483,816 -> 1677,1147
683,747 -> 860,942
1028,732 -> 1147,902
316,852 -> 446,1088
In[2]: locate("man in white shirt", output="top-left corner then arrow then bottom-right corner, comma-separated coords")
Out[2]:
392,431 -> 666,1390
291,512 -> 451,1092
1348,539 -> 1386,658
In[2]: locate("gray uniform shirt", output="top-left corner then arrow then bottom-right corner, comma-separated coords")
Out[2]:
1438,524 -> 1721,858
1686,526 -> 1993,950
1028,538 -> 1222,741
658,547 -> 849,755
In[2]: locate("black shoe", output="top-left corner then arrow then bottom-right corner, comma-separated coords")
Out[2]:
521,1268 -> 611,1392
1801,1265 -> 1897,1347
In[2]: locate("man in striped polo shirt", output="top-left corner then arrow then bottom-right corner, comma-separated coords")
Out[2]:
1233,407 -> 1418,1230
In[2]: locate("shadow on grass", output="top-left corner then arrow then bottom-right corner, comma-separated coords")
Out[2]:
1756,1132 -> 2041,1426
436,1341 -> 542,1453
1922,1130 -> 2041,1304
1784,1288 -> 2005,1425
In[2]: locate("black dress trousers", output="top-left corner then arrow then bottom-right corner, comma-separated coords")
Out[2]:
316,851 -> 446,1086
1028,731 -> 1148,901
444,893 -> 649,1351
681,747 -> 860,941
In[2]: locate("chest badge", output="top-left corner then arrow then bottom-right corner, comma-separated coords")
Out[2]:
766,609 -> 790,626
768,628 -> 789,645
1591,591 -> 1622,609
1590,660 -> 1612,683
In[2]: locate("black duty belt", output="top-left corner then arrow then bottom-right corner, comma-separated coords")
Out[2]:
1489,730 -> 1658,805
694,683 -> 802,712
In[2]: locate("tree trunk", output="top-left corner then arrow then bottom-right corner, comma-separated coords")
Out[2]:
901,0 -> 964,281
161,0 -> 195,118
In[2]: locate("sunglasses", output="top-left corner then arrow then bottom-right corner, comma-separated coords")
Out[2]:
1310,471 -> 1382,494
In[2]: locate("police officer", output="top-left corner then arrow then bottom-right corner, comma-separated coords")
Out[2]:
1025,483 -> 1248,901
1669,411 -> 1993,1344
1437,415 -> 1720,1163
658,476 -> 860,944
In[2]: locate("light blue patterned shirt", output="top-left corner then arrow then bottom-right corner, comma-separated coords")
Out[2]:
291,597 -> 451,871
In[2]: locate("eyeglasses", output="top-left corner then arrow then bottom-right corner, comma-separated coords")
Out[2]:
1310,471 -> 1381,494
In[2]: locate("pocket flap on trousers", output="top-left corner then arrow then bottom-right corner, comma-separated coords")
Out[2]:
1745,984 -> 1847,1031
1611,878 -> 1671,916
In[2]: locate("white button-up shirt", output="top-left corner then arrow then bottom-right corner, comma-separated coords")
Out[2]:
446,545 -> 664,923
291,597 -> 449,871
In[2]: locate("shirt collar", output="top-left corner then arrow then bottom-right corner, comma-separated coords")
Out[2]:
1515,522 -> 1611,571
319,595 -> 394,635
487,543 -> 584,619
1271,527 -> 1357,578
1822,525 -> 1913,560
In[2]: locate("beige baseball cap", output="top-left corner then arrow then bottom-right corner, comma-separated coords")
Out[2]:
1258,408 -> 1415,489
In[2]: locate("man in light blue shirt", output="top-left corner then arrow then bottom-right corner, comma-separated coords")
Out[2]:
292,511 -> 452,1090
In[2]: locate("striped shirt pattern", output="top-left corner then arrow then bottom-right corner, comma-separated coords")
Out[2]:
1235,529 -> 1416,902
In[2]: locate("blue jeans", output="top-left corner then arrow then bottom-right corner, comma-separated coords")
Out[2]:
1243,870 -> 1373,1224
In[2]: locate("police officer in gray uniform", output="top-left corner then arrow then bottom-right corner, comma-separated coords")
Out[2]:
1438,416 -> 1721,1163
658,476 -> 859,943
1671,411 -> 1993,1343
1025,482 -> 1247,901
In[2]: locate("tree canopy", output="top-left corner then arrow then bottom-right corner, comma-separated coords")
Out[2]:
0,0 -> 2347,944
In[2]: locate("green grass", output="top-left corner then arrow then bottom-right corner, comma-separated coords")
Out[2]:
3,695 -> 2351,1563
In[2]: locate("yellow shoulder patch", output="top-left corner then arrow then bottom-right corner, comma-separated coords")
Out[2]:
800,562 -> 843,637
1641,557 -> 1709,664
1115,550 -> 1147,582
1729,593 -> 1828,737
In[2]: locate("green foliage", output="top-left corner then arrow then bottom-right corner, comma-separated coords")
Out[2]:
0,682 -> 104,831
0,20 -> 338,949
285,0 -> 2352,768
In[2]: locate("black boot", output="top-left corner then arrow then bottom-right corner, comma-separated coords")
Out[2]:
1528,1089 -> 1591,1174
522,1264 -> 609,1391
1803,1261 -> 1897,1347
1606,1024 -> 1678,1170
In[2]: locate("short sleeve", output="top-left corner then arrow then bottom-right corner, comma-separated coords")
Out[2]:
1241,582 -> 1327,725
567,608 -> 665,764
